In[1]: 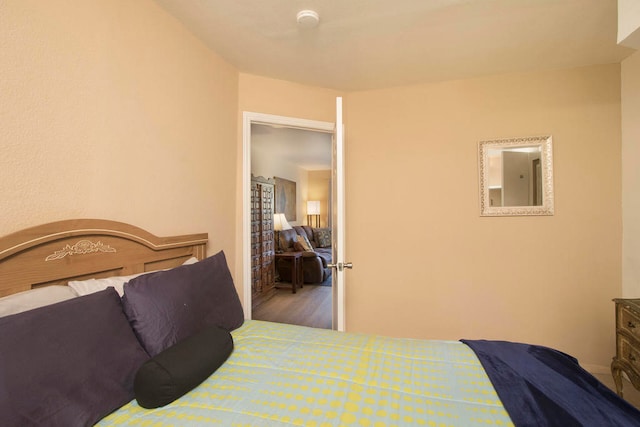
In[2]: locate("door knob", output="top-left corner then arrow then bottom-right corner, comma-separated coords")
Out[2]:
328,262 -> 353,272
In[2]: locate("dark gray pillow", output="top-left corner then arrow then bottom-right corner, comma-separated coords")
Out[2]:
0,288 -> 149,427
134,325 -> 233,409
313,228 -> 332,248
122,250 -> 243,357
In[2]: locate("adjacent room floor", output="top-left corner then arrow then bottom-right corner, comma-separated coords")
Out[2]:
252,282 -> 332,329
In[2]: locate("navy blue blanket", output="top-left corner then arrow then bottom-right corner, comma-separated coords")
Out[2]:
461,339 -> 640,427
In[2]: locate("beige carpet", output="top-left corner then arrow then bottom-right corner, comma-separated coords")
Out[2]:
593,372 -> 640,410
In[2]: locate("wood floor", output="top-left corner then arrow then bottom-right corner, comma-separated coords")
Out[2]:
252,283 -> 332,329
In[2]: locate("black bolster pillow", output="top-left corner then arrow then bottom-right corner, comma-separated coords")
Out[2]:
134,325 -> 234,409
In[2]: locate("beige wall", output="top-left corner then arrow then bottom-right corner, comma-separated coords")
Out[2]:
308,170 -> 332,228
618,0 -> 640,48
345,64 -> 621,369
622,50 -> 640,297
238,74 -> 342,122
236,66 -> 621,368
1,0 -> 239,268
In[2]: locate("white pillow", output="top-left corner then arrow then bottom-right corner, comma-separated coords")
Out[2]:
0,286 -> 79,318
68,257 -> 199,297
182,256 -> 199,265
69,272 -> 147,297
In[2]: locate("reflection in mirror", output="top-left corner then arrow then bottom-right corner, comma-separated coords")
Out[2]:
487,146 -> 541,207
479,136 -> 554,216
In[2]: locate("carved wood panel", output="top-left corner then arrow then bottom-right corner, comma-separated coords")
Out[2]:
251,175 -> 275,309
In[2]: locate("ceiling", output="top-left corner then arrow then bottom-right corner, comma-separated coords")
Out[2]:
153,0 -> 634,92
251,124 -> 332,170
152,0 -> 635,170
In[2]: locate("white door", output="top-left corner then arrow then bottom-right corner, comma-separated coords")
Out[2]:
330,97 -> 350,331
502,151 -> 530,206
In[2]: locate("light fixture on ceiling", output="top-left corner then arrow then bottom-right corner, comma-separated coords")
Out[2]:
296,10 -> 320,29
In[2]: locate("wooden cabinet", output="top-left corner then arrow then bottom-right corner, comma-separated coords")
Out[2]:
612,298 -> 640,396
251,176 -> 275,309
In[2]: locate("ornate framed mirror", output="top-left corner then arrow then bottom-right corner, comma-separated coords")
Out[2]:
478,135 -> 554,216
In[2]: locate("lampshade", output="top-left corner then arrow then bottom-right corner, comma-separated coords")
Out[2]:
273,213 -> 292,231
307,201 -> 320,215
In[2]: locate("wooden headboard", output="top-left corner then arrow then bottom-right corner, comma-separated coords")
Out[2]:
0,219 -> 208,297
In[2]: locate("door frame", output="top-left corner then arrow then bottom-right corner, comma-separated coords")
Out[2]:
242,111 -> 336,321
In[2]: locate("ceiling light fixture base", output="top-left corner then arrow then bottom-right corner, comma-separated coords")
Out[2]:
296,10 -> 320,28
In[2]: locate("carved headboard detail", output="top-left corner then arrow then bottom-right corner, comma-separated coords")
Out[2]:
0,219 -> 208,297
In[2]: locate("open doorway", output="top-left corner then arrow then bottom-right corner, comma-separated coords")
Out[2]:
251,124 -> 332,328
242,112 -> 336,329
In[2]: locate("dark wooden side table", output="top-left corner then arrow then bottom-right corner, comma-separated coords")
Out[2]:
275,252 -> 303,293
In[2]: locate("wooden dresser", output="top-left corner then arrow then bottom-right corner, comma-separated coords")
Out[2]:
612,298 -> 640,396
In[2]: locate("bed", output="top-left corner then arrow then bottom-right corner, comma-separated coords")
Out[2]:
1,219 -> 639,427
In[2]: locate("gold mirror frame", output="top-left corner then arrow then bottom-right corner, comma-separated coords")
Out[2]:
478,135 -> 554,216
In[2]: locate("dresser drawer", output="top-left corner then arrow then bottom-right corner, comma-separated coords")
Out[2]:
620,336 -> 640,370
618,304 -> 640,340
